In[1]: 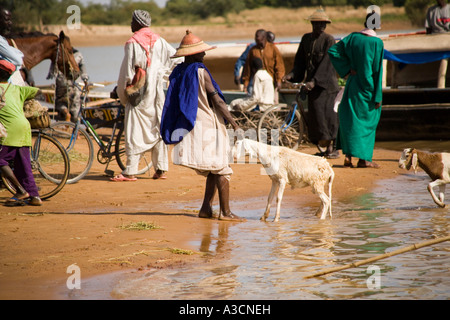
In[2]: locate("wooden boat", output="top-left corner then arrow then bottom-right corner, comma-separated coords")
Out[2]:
214,32 -> 450,141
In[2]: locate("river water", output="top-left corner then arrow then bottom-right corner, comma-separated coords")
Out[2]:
35,46 -> 449,300
61,168 -> 449,300
32,29 -> 424,90
57,140 -> 450,300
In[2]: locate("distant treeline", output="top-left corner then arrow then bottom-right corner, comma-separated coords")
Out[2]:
0,0 -> 435,30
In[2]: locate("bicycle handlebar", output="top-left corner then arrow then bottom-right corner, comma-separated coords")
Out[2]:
281,81 -> 306,90
77,82 -> 105,88
73,79 -> 105,94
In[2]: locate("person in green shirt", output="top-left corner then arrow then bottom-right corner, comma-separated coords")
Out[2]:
0,58 -> 41,206
328,10 -> 384,168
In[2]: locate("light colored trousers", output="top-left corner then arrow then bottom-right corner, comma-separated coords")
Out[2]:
123,140 -> 169,175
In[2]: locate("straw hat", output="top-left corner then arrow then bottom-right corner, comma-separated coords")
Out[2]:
172,30 -> 216,58
307,7 -> 331,23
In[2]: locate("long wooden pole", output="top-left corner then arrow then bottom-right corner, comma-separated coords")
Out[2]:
304,235 -> 450,279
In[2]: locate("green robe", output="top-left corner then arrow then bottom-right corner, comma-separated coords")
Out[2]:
328,32 -> 384,161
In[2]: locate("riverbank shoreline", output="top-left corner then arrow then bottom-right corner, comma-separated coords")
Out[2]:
41,6 -> 415,47
0,145 -> 412,300
1,5 -> 444,300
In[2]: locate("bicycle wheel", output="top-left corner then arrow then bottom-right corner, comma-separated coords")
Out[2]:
229,110 -> 262,133
257,103 -> 306,150
115,126 -> 153,175
2,132 -> 70,200
48,121 -> 94,184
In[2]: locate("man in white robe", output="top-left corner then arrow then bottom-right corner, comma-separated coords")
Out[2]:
112,10 -> 182,181
229,57 -> 274,112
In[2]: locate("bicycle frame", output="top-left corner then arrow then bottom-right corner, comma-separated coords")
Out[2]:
71,80 -> 124,160
51,80 -> 152,181
278,82 -> 306,129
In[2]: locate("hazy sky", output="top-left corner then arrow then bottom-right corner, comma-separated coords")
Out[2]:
79,0 -> 168,8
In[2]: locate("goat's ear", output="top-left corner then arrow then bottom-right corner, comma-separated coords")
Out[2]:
412,153 -> 418,173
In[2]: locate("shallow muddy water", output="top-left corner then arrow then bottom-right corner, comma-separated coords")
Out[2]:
35,44 -> 448,300
62,172 -> 449,300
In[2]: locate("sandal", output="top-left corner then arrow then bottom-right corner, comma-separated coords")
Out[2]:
152,170 -> 167,180
314,152 -> 326,157
219,212 -> 246,222
110,174 -> 137,182
325,150 -> 340,159
5,197 -> 26,207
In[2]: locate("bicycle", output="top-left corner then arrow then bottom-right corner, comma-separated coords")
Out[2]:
1,129 -> 70,199
47,80 -> 152,184
229,82 -> 307,150
256,87 -> 307,150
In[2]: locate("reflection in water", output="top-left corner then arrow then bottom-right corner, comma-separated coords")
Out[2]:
68,173 -> 449,300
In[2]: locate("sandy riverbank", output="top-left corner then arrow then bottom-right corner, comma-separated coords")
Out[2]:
0,144 -> 407,300
0,6 -> 428,300
41,6 -> 416,47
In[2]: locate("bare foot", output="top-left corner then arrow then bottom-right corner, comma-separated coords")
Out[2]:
13,192 -> 30,200
357,160 -> 380,168
219,212 -> 246,222
344,156 -> 353,168
198,210 -> 214,219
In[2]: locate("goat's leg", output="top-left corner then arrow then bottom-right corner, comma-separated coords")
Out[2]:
316,201 -> 324,218
317,192 -> 330,220
328,172 -> 334,219
439,184 -> 446,204
428,180 -> 447,208
262,182 -> 278,221
274,180 -> 286,222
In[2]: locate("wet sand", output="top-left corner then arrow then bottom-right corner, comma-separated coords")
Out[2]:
0,145 -> 406,299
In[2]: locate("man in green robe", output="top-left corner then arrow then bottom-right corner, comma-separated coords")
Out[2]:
328,11 -> 384,168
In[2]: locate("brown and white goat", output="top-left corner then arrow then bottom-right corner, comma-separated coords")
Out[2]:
399,148 -> 450,208
235,138 -> 335,221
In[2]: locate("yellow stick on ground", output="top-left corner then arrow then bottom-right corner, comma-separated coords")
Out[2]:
304,235 -> 450,279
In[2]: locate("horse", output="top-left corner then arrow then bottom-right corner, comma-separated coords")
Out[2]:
7,30 -> 80,81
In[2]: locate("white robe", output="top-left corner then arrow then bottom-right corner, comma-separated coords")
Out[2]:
229,69 -> 274,112
117,37 -> 182,171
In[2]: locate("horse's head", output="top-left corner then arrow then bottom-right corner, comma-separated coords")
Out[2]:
53,31 -> 80,80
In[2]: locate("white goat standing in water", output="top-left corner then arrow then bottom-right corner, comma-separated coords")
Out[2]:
235,138 -> 335,221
